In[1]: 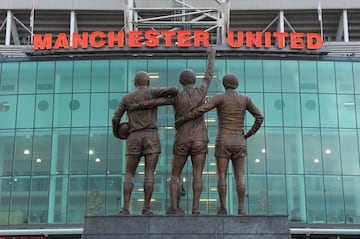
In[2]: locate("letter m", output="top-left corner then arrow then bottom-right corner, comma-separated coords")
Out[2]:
33,33 -> 53,50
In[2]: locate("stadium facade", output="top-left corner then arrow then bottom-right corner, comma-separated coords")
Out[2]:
0,0 -> 360,238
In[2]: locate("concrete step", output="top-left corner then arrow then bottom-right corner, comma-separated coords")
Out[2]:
82,214 -> 291,239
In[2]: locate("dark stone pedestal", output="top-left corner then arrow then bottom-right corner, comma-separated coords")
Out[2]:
81,215 -> 291,239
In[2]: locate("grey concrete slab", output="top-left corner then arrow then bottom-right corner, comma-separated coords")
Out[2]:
82,215 -> 291,239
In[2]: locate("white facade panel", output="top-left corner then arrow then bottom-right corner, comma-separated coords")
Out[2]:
0,0 -> 124,10
1,0 -> 360,10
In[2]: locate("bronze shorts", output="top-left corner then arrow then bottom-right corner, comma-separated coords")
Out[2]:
173,140 -> 208,156
215,144 -> 247,159
126,130 -> 161,156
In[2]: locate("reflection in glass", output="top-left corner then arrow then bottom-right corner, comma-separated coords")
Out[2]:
305,175 -> 326,223
324,176 -> 345,223
287,175 -> 306,223
340,129 -> 360,175
343,176 -> 360,224
335,62 -> 354,94
0,57 -> 359,226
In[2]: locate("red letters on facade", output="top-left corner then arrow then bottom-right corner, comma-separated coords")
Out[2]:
32,30 -> 322,51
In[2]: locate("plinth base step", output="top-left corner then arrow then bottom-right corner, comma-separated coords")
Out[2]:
82,214 -> 291,239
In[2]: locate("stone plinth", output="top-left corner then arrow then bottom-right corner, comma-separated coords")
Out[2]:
81,214 -> 291,239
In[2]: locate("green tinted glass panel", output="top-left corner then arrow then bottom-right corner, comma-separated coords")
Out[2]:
354,62 -> 360,94
0,95 -> 16,129
0,130 -> 15,176
68,176 -> 87,223
264,93 -> 283,126
90,93 -> 109,127
88,128 -> 108,174
107,130 -> 124,174
70,129 -> 89,174
105,175 -> 122,214
299,61 -> 318,93
0,177 -> 11,224
319,94 -> 338,127
301,93 -> 319,127
340,129 -> 360,175
247,174 -> 267,214
335,62 -> 354,94
29,177 -> 49,223
281,60 -> 299,92
324,176 -> 345,223
87,176 -> 107,215
267,175 -> 287,214
53,128 -> 71,175
303,128 -> 322,174
53,94 -> 72,127
0,56 -> 360,226
305,176 -> 326,223
287,175 -> 306,223
247,127 -> 266,174
19,62 -> 36,94
32,129 -> 52,175
110,60 -> 128,92
357,95 -> 360,128
16,95 -> 35,128
52,176 -> 69,224
92,60 -> 109,92
35,94 -> 53,128
37,62 -> 55,94
245,60 -> 263,92
13,130 -> 33,176
321,129 -> 341,175
263,60 -> 281,92
71,93 -> 90,127
337,94 -> 356,128
10,176 -> 30,224
283,93 -> 301,127
284,128 -> 304,174
265,128 -> 285,173
343,176 -> 360,224
317,61 -> 336,93
55,61 -> 73,93
0,62 -> 18,95
74,60 -> 91,93
148,59 -> 167,88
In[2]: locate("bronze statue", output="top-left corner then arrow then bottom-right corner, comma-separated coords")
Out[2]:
127,49 -> 216,215
175,73 -> 264,215
112,71 -> 178,215
176,183 -> 186,211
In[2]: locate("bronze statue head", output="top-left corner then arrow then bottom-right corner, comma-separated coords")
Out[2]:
134,71 -> 150,87
222,73 -> 239,89
179,69 -> 196,86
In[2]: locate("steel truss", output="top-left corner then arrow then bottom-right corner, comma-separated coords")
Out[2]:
124,0 -> 230,45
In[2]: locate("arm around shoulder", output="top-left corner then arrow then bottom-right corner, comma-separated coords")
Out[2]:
127,97 -> 175,111
155,86 -> 179,98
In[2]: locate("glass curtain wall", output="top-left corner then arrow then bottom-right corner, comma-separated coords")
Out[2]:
0,56 -> 359,225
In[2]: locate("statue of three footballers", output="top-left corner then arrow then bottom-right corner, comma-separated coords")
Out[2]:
112,48 -> 264,215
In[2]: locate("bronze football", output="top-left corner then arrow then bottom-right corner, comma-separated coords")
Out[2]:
117,121 -> 130,139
